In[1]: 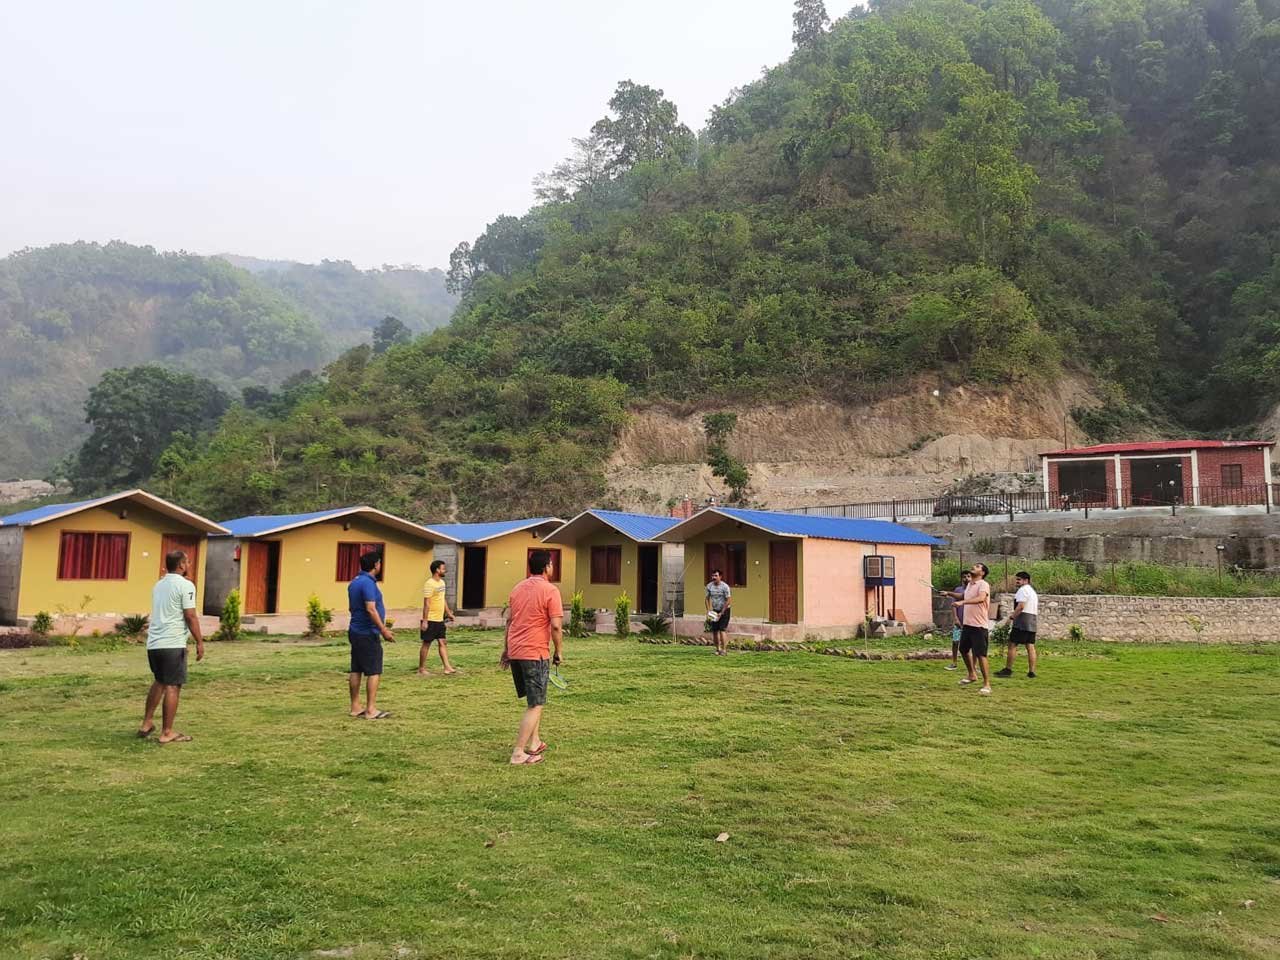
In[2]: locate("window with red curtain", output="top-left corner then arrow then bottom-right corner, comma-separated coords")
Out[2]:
527,548 -> 561,582
704,542 -> 747,587
590,546 -> 622,584
336,542 -> 385,581
57,532 -> 129,579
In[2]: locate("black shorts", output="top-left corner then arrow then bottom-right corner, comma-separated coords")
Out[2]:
348,631 -> 384,676
959,625 -> 990,658
420,621 -> 446,644
708,609 -> 730,633
511,658 -> 549,707
1010,627 -> 1037,646
147,648 -> 187,686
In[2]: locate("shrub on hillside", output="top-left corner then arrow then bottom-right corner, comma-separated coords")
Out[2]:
306,594 -> 333,637
216,589 -> 243,642
31,611 -> 54,637
614,592 -> 631,638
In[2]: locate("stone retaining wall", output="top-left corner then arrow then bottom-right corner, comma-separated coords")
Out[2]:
993,593 -> 1280,643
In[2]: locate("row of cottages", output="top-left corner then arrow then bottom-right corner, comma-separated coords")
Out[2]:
1,492 -> 941,637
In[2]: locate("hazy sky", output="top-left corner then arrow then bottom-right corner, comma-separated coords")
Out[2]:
0,1 -> 798,271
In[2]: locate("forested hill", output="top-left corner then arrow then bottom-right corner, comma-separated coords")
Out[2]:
0,242 -> 455,478
112,0 -> 1280,520
217,255 -> 455,346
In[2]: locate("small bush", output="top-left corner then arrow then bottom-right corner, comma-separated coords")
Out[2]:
641,612 -> 672,636
568,592 -> 589,638
32,611 -> 54,637
1067,624 -> 1086,643
115,614 -> 149,640
614,591 -> 631,638
991,620 -> 1012,647
216,589 -> 243,642
0,632 -> 48,649
306,594 -> 333,637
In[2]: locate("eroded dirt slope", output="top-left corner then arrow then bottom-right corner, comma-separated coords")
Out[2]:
606,376 -> 1100,511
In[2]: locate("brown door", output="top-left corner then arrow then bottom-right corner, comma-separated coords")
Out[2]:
769,540 -> 799,623
244,541 -> 272,614
159,534 -> 201,590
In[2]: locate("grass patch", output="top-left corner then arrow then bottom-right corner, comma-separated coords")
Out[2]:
2,632 -> 1279,958
934,555 -> 1280,597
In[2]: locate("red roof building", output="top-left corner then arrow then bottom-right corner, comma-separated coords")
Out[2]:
1039,440 -> 1275,508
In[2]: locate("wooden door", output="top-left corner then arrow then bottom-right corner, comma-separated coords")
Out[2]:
244,541 -> 272,615
159,534 -> 201,590
769,540 -> 799,623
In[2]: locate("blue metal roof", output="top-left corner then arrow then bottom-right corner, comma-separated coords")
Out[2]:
1,497 -> 102,527
425,517 -> 561,543
220,508 -> 353,537
715,507 -> 944,546
588,509 -> 677,542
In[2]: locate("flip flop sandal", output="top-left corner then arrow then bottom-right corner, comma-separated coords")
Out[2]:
159,733 -> 193,743
365,711 -> 392,720
136,727 -> 154,738
511,753 -> 544,765
529,742 -> 548,755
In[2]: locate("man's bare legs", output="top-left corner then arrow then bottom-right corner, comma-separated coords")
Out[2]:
363,674 -> 381,718
977,655 -> 992,693
511,705 -> 544,764
417,642 -> 431,677
155,684 -> 186,743
1025,643 -> 1037,675
139,681 -> 163,736
349,672 -> 363,716
437,639 -> 456,674
962,648 -> 977,682
1003,642 -> 1018,672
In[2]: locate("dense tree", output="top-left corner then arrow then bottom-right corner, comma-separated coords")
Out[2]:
590,81 -> 695,174
792,0 -> 831,50
372,315 -> 411,353
71,366 -> 229,493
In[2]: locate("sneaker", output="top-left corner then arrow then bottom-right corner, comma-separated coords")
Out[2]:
959,678 -> 975,686
945,663 -> 958,671
995,668 -> 1013,678
1027,671 -> 1036,678
979,686 -> 992,695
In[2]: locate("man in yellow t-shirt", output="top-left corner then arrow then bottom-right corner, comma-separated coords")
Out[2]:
419,559 -> 457,676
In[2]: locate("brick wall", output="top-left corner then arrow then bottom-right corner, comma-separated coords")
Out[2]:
994,593 -> 1280,643
0,527 -> 23,625
1197,448 -> 1268,491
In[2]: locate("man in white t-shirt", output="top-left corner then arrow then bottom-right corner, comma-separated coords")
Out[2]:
138,550 -> 205,743
996,571 -> 1039,678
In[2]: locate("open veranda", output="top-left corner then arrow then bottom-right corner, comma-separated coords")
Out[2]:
2,630 -> 1278,960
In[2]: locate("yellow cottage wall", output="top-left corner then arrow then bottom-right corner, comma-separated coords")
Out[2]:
237,518 -> 434,614
681,522 -> 804,622
17,503 -> 210,618
567,529 -> 642,611
464,530 -> 577,609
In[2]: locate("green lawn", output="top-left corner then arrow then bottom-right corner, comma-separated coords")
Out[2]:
2,630 -> 1278,960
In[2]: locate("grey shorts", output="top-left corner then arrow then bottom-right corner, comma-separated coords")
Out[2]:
511,658 -> 549,707
147,648 -> 187,686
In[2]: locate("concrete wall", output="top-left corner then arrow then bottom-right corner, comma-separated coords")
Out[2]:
203,537 -> 240,616
994,592 -> 1280,643
662,543 -> 685,616
918,512 -> 1280,571
432,543 -> 459,610
0,527 -> 24,625
15,503 -> 209,618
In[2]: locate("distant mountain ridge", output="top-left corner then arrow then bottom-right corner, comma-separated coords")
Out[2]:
0,241 -> 455,478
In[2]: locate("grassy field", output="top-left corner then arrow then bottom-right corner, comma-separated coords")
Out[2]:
2,629 -> 1278,960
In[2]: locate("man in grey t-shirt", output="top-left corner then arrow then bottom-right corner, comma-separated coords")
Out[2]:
139,550 -> 205,743
705,569 -> 732,656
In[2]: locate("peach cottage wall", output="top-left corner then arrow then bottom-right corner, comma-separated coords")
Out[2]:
801,539 -> 933,628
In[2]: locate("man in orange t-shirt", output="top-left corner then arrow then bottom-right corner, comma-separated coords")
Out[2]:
500,549 -> 564,765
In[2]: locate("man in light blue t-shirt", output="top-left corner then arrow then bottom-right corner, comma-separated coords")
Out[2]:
139,550 -> 204,743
